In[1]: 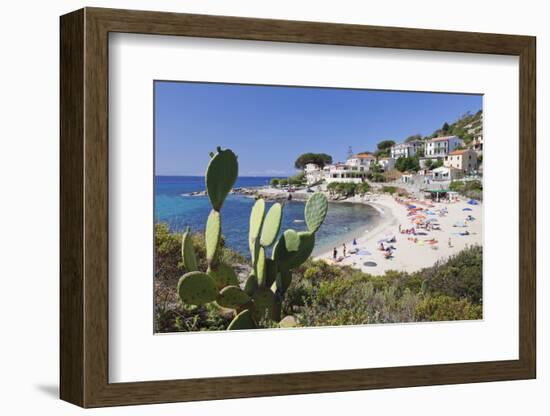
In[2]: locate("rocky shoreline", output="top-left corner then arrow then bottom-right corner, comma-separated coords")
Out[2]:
184,186 -> 312,201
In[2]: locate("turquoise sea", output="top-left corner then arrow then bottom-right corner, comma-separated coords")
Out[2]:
155,176 -> 381,257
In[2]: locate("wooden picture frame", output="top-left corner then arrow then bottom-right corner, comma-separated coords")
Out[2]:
60,7 -> 536,408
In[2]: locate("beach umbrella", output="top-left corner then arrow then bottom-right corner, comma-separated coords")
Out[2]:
463,208 -> 473,211
407,204 -> 416,209
468,199 -> 478,205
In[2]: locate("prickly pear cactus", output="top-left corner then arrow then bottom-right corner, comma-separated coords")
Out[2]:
305,192 -> 329,233
228,309 -> 256,330
205,147 -> 238,211
177,271 -> 218,305
251,287 -> 276,322
208,263 -> 239,290
181,227 -> 198,272
217,285 -> 250,309
259,202 -> 282,246
176,147 -> 329,331
205,210 -> 221,264
249,199 -> 265,245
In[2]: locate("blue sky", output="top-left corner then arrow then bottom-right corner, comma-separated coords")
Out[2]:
155,81 -> 482,176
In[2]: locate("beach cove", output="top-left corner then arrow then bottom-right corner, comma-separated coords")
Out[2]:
154,176 -> 383,257
315,193 -> 483,275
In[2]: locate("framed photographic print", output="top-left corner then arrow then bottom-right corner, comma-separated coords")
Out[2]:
60,7 -> 536,408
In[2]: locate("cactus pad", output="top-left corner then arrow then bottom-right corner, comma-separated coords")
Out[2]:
256,246 -> 267,286
205,147 -> 238,210
205,209 -> 221,264
251,287 -> 276,322
265,258 -> 278,288
181,227 -> 198,272
283,229 -> 300,252
177,271 -> 218,305
208,263 -> 239,290
273,230 -> 315,270
305,192 -> 328,233
288,231 -> 315,269
248,198 -> 265,259
260,202 -> 282,247
244,273 -> 258,296
228,309 -> 256,330
275,268 -> 293,294
217,285 -> 251,309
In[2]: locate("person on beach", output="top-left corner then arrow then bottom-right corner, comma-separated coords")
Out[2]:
353,238 -> 357,246
333,247 -> 337,260
448,237 -> 452,248
343,243 -> 347,257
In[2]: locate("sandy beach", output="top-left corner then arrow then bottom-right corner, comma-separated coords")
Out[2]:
315,193 -> 483,275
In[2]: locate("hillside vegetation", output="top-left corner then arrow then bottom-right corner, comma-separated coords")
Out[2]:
155,224 -> 482,332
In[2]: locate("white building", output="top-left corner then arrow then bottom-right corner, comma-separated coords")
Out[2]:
431,166 -> 462,181
324,163 -> 367,184
303,163 -> 324,185
346,152 -> 376,169
424,135 -> 464,157
390,141 -> 423,159
377,157 -> 396,171
471,134 -> 483,155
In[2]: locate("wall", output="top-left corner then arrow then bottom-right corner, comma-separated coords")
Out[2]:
0,0 -> 546,414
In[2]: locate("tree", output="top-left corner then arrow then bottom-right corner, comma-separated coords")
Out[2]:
377,140 -> 395,151
289,172 -> 305,186
395,156 -> 420,173
442,122 -> 450,133
370,163 -> 383,174
405,134 -> 422,143
424,159 -> 433,170
294,153 -> 333,170
270,178 -> 280,187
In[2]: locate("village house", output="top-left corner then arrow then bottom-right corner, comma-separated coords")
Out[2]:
424,135 -> 464,157
377,157 -> 396,171
321,152 -> 374,184
390,141 -> 423,159
444,148 -> 478,173
471,134 -> 483,155
324,163 -> 367,184
304,163 -> 323,185
345,152 -> 376,169
432,166 -> 462,181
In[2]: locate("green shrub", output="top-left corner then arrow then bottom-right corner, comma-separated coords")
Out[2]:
449,180 -> 483,200
395,156 -> 420,172
381,185 -> 397,194
418,245 -> 482,304
368,172 -> 386,182
326,181 -> 371,197
415,295 -> 482,321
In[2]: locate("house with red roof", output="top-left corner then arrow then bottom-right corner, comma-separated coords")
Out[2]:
424,135 -> 464,158
444,148 -> 478,173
